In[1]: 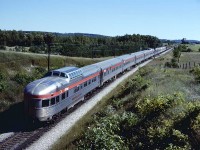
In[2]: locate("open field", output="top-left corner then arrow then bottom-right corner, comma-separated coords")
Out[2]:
185,44 -> 200,52
0,50 -> 109,67
52,52 -> 200,149
179,52 -> 200,63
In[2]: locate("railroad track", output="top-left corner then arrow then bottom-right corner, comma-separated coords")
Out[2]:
0,128 -> 46,150
0,74 -> 114,150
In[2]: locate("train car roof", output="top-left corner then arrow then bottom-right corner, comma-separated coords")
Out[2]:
131,51 -> 145,56
116,54 -> 134,61
81,64 -> 100,77
94,57 -> 122,70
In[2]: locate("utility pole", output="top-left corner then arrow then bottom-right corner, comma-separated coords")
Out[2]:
47,43 -> 51,71
44,34 -> 54,72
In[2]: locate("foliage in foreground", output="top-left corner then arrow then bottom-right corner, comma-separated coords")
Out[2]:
75,66 -> 200,150
78,91 -> 200,149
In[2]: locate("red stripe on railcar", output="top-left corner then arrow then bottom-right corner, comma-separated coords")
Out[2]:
26,72 -> 100,99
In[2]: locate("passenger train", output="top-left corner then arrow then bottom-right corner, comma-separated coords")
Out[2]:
24,47 -> 167,121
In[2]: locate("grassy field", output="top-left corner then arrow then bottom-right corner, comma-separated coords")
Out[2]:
52,52 -> 200,149
179,52 -> 200,63
185,44 -> 200,52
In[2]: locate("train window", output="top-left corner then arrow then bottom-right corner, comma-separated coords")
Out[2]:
94,77 -> 96,82
66,91 -> 69,97
56,96 -> 59,103
32,99 -> 41,108
42,99 -> 49,107
88,79 -> 91,85
74,86 -> 79,93
62,93 -> 65,100
51,97 -> 55,105
44,72 -> 52,77
84,81 -> 87,87
53,72 -> 60,76
60,72 -> 66,78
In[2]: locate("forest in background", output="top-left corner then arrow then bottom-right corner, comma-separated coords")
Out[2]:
0,30 -> 162,57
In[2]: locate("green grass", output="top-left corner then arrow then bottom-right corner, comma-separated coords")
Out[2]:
179,52 -> 200,63
185,44 -> 200,52
0,50 -> 105,67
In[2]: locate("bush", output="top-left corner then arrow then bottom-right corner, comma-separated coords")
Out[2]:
164,59 -> 179,68
12,72 -> 34,86
0,72 -> 8,92
138,66 -> 152,77
0,81 -> 8,92
0,45 -> 6,50
190,66 -> 200,83
186,48 -> 192,52
135,93 -> 183,117
32,67 -> 47,79
78,112 -> 139,149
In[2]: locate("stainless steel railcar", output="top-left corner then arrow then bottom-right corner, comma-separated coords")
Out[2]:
24,47 -> 167,121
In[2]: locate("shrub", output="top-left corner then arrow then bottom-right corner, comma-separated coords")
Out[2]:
12,72 -> 34,86
0,72 -> 8,92
186,48 -> 192,52
32,67 -> 47,79
138,66 -> 152,77
190,66 -> 200,83
135,93 -> 183,117
0,45 -> 6,50
164,59 -> 179,68
165,62 -> 172,68
78,112 -> 139,150
0,81 -> 8,92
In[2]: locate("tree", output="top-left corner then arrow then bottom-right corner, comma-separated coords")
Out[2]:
181,38 -> 188,44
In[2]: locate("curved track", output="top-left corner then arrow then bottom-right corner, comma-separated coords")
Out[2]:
0,78 -> 112,150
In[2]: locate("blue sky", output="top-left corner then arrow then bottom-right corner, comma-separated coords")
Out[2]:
0,0 -> 200,40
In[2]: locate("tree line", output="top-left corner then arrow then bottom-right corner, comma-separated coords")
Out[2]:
0,30 -> 162,57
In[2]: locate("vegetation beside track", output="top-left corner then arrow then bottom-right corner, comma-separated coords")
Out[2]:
52,52 -> 200,150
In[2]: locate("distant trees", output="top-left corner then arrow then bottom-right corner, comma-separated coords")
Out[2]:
181,38 -> 189,44
0,30 -> 162,57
